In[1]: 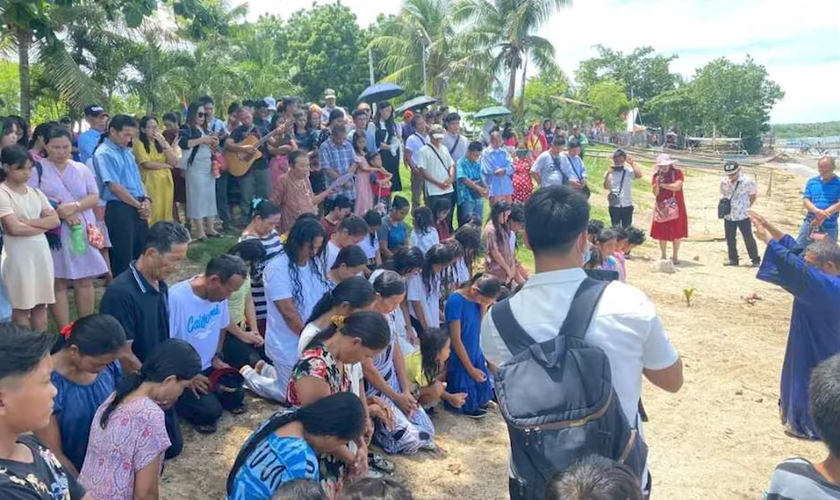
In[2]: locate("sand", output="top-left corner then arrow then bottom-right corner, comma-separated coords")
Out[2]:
160,162 -> 827,500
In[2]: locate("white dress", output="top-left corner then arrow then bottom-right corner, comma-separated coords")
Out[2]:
183,130 -> 217,219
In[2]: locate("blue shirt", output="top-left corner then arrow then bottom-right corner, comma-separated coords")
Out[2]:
568,155 -> 587,183
77,129 -> 101,164
481,147 -> 514,197
803,175 -> 840,229
456,156 -> 483,203
92,138 -> 146,202
51,363 -> 122,471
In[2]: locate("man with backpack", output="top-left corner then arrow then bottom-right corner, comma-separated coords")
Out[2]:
481,185 -> 683,499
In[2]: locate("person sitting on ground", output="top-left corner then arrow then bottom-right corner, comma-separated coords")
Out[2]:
483,201 -> 520,286
226,393 -> 366,500
595,228 -> 619,273
168,254 -> 249,433
79,340 -> 201,500
507,203 -> 530,285
766,353 -> 840,499
326,214 -> 369,271
0,323 -> 91,500
338,477 -> 415,500
545,455 -> 642,500
450,223 -> 482,284
321,195 -> 353,241
410,206 -> 439,254
431,198 -> 452,241
240,199 -> 284,335
378,195 -> 411,260
271,479 -> 327,500
36,315 -> 126,477
404,327 -> 466,411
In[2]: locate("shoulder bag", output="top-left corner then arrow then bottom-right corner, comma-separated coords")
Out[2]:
717,180 -> 740,219
607,169 -> 627,207
653,172 -> 680,223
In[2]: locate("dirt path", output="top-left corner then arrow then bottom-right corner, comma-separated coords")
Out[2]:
160,162 -> 826,500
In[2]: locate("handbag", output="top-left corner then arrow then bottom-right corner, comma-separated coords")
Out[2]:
654,197 -> 679,223
717,181 -> 740,219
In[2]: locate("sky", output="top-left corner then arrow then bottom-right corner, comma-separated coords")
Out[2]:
234,0 -> 840,124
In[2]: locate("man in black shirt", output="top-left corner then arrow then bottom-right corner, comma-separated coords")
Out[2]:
227,109 -> 272,223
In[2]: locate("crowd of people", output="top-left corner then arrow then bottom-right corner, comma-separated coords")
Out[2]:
0,89 -> 838,500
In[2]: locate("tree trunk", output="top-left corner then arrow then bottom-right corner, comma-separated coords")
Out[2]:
504,64 -> 517,109
18,29 -> 32,122
518,55 -> 529,118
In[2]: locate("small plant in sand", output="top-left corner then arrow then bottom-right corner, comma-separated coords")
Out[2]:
683,287 -> 696,307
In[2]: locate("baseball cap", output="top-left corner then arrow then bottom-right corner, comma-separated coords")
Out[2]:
324,88 -> 336,99
264,97 -> 277,110
84,105 -> 108,117
613,148 -> 626,158
430,124 -> 445,139
723,161 -> 740,175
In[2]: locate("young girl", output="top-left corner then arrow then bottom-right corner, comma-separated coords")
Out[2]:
596,228 -> 619,273
410,206 -> 439,254
403,327 -> 467,411
226,393 -> 366,500
37,314 -> 126,476
367,152 -> 392,212
407,244 -> 454,334
352,132 -> 375,216
483,201 -> 518,286
507,203 -> 530,284
79,339 -> 201,500
383,247 -> 425,354
241,199 -> 284,335
363,270 -> 436,455
223,239 -> 268,370
431,198 -> 452,241
359,210 -> 383,272
451,223 -> 482,281
0,145 -> 60,331
445,274 -> 502,418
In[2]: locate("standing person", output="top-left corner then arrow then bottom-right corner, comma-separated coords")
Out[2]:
28,122 -> 55,162
370,101 -> 402,193
93,115 -> 151,277
797,156 -> 839,245
377,195 -> 410,260
267,115 -> 298,194
347,110 -> 376,154
240,199 -> 284,335
133,116 -> 177,225
525,123 -> 547,156
320,89 -> 342,125
351,132 -> 375,215
651,154 -> 688,263
720,161 -> 760,267
604,149 -> 643,228
400,110 -> 415,142
273,150 -> 335,235
169,255 -> 248,433
404,115 -> 429,209
481,186 -> 683,497
79,340 -> 202,500
455,141 -> 488,226
227,109 -> 272,226
201,96 -> 234,232
566,138 -> 589,199
481,131 -> 514,205
162,113 -> 186,223
442,113 -> 468,166
750,211 -> 840,439
542,119 -> 555,144
77,104 -> 108,163
416,125 -> 456,233
570,126 -> 588,159
36,315 -> 125,477
446,274 -> 502,418
179,102 -> 220,240
319,125 -> 357,208
530,135 -> 573,188
0,324 -> 91,500
0,145 -> 59,331
30,128 -> 108,330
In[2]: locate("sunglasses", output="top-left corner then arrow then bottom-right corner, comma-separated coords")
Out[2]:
197,112 -> 206,117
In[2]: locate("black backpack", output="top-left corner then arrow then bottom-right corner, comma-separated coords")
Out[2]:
490,278 -> 648,500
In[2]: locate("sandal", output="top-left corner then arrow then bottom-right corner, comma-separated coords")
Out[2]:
195,423 -> 217,434
229,406 -> 246,415
368,452 -> 395,474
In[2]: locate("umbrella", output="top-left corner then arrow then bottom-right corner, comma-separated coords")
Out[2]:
396,95 -> 437,114
473,106 -> 512,120
358,83 -> 405,103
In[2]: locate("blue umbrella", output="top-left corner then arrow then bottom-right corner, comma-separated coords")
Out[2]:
358,83 -> 405,103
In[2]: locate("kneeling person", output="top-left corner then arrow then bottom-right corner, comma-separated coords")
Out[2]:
169,254 -> 249,433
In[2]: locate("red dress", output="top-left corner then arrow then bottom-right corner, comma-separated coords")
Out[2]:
650,168 -> 688,241
512,157 -> 533,204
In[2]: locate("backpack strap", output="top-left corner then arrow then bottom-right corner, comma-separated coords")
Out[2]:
491,298 -> 537,356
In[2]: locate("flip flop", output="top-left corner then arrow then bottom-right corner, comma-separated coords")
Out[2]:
368,453 -> 395,474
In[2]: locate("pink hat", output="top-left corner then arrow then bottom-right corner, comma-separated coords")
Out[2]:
656,153 -> 677,166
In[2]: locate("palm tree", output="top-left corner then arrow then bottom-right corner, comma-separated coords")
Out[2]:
455,0 -> 569,109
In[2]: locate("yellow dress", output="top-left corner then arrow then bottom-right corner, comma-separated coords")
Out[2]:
132,140 -> 174,224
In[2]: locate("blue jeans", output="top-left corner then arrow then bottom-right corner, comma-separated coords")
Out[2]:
458,199 -> 485,226
796,219 -> 838,247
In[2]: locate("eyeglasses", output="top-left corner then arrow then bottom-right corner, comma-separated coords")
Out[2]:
197,112 -> 206,117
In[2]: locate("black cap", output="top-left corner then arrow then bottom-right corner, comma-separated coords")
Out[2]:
724,161 -> 740,174
83,105 -> 108,117
567,137 -> 581,149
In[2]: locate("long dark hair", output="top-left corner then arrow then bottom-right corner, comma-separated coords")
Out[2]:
307,275 -> 374,324
412,206 -> 434,235
363,210 -> 382,248
28,122 -> 57,151
490,201 -> 512,248
453,224 -> 481,275
372,100 -> 396,137
57,314 -> 126,357
249,198 -> 281,222
371,270 -> 406,298
422,244 -> 454,295
386,246 -> 424,276
0,145 -> 33,182
100,339 -> 200,428
464,272 -> 502,298
307,310 -> 390,351
185,102 -> 206,131
352,131 -> 366,155
138,115 -> 163,154
284,217 -> 329,308
419,327 -> 449,387
226,392 -> 366,497
331,245 -> 367,271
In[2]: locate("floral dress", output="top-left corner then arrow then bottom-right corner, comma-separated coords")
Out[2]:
287,344 -> 351,499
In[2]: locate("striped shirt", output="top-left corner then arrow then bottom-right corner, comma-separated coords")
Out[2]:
766,458 -> 840,500
241,231 -> 283,319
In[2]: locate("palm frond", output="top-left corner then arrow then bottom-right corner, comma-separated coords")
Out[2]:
36,37 -> 104,110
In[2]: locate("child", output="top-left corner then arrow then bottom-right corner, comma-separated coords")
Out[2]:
483,201 -> 519,285
378,196 -> 410,260
587,219 -> 605,245
431,197 -> 452,241
338,478 -> 415,500
508,203 -> 530,284
321,195 -> 353,240
766,354 -> 840,500
360,210 -> 383,272
596,228 -> 619,273
271,479 -> 327,500
445,273 -> 502,418
352,132 -> 375,215
545,455 -> 642,500
451,223 -> 482,281
366,152 -> 393,213
407,244 -> 454,333
404,327 -> 467,410
410,206 -> 439,254
625,226 -> 647,257
584,246 -> 604,270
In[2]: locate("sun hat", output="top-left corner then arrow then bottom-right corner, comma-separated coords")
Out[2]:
430,124 -> 445,139
723,160 -> 740,174
324,88 -> 337,99
655,153 -> 677,166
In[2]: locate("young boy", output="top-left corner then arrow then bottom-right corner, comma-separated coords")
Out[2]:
321,195 -> 353,240
766,353 -> 840,499
0,323 -> 91,500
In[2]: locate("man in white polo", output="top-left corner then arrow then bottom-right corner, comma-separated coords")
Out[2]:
416,124 -> 456,232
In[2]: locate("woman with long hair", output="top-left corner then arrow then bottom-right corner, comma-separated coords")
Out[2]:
133,116 -> 177,224
79,339 -> 201,500
30,127 -> 109,329
352,131 -> 375,216
483,201 -> 518,285
370,101 -> 401,192
407,244 -> 454,334
240,199 -> 284,335
28,122 -> 57,161
226,393 -> 366,500
383,246 -> 424,352
409,206 -> 439,254
178,101 -> 219,240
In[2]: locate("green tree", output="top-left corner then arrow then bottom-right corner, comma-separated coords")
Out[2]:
646,85 -> 699,134
522,67 -> 571,124
586,79 -> 632,132
771,122 -> 840,139
229,15 -> 300,102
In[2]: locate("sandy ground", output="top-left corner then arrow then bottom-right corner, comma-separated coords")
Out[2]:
160,161 -> 827,500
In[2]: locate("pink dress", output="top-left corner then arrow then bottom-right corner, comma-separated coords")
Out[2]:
353,155 -> 375,216
79,397 -> 170,500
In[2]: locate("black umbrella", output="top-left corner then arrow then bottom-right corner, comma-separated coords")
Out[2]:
358,83 -> 405,103
396,95 -> 437,114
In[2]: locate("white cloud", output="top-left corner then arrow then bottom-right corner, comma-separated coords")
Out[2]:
233,0 -> 840,123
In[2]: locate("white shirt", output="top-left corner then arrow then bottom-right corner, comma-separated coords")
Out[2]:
326,241 -> 341,271
404,133 -> 429,162
481,268 -> 679,473
407,272 -> 443,328
720,174 -> 757,221
358,232 -> 379,263
264,253 -> 330,368
168,279 -> 230,370
452,257 -> 470,287
442,133 -> 468,164
369,269 -> 416,355
410,228 -> 440,254
531,151 -> 573,187
416,143 -> 455,196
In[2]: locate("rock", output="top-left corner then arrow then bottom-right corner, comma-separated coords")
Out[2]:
754,397 -> 764,403
735,389 -> 744,396
693,255 -> 700,261
651,259 -> 676,274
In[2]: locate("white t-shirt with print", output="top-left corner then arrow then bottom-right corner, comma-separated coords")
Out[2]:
720,174 -> 757,221
168,280 -> 230,370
